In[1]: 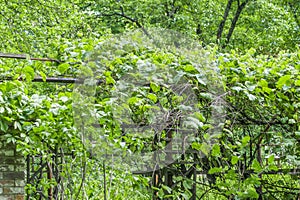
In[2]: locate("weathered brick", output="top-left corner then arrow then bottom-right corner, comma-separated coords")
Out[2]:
0,180 -> 14,187
4,150 -> 14,157
8,166 -> 14,172
0,195 -> 13,200
14,165 -> 25,172
15,195 -> 24,200
0,158 -> 17,165
3,172 -> 24,180
3,187 -> 12,195
0,166 -> 14,172
0,151 -> 6,157
10,187 -> 24,194
0,166 -> 9,172
15,180 -> 25,187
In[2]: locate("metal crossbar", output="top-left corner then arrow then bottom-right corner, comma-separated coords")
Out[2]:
0,77 -> 104,84
0,52 -> 61,63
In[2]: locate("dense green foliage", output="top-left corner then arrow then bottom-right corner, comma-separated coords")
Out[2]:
0,0 -> 299,199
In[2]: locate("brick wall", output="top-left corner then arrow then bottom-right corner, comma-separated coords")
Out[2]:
0,136 -> 25,200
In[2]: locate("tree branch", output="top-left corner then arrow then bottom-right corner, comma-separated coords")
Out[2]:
224,0 -> 250,47
99,12 -> 150,37
217,0 -> 234,43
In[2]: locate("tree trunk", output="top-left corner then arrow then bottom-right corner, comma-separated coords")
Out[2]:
225,0 -> 249,46
217,0 -> 234,43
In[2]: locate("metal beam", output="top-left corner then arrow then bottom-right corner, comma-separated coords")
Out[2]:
0,77 -> 104,84
0,53 -> 61,63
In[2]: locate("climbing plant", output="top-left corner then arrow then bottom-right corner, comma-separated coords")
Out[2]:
0,0 -> 299,199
